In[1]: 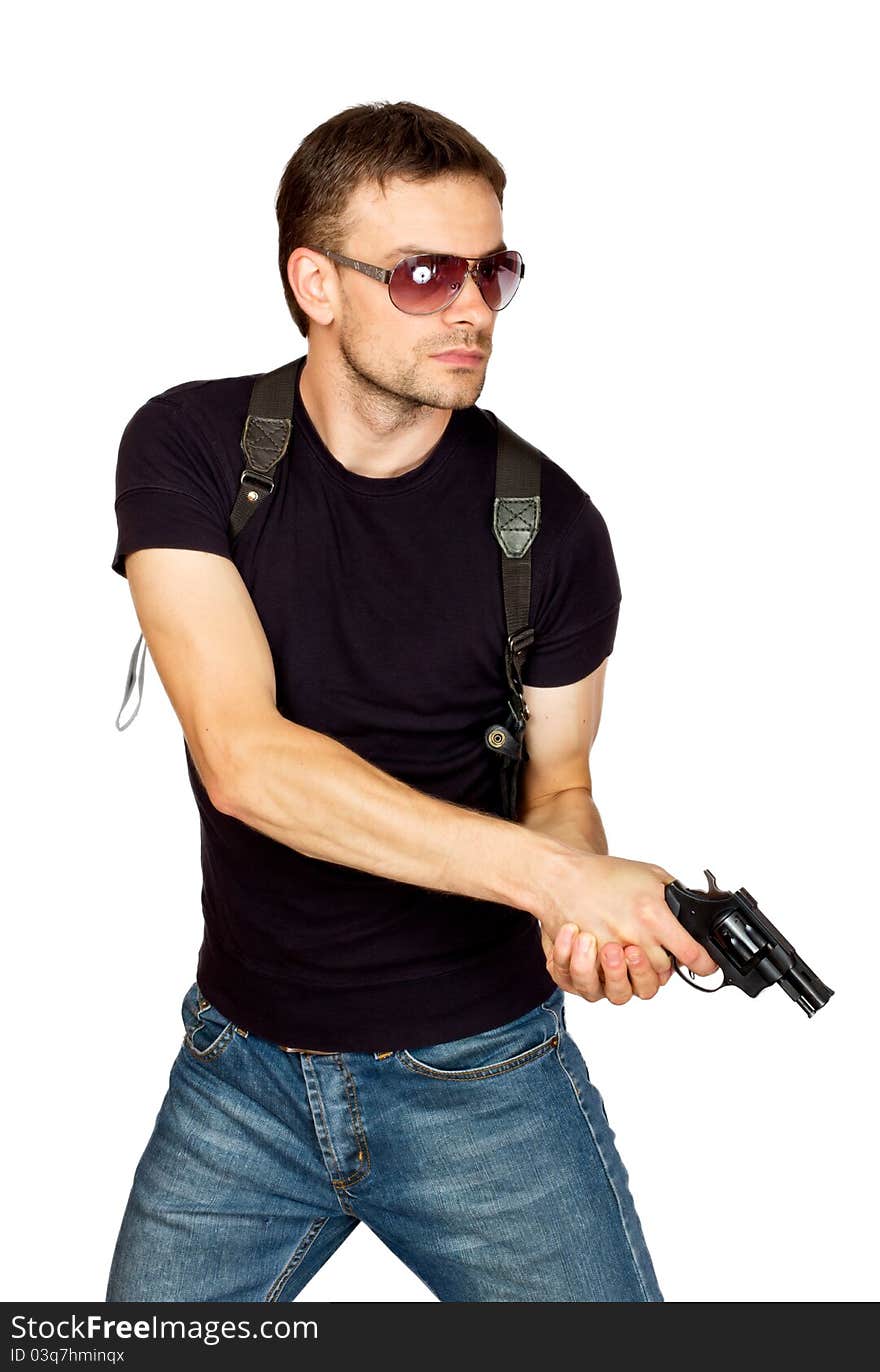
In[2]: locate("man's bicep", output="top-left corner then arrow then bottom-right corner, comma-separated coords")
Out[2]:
518,657 -> 609,812
123,547 -> 278,807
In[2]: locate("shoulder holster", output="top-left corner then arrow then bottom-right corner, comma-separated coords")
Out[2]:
114,357 -> 542,821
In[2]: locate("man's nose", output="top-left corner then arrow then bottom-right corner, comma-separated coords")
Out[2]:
443,267 -> 493,322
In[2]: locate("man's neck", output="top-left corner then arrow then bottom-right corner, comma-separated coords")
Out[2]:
299,349 -> 453,481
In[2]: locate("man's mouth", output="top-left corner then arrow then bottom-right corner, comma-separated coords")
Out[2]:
430,349 -> 485,365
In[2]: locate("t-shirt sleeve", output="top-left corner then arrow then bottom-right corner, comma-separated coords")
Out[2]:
111,397 -> 234,579
521,494 -> 622,688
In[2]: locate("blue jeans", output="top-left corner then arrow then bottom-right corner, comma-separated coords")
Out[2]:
105,981 -> 664,1302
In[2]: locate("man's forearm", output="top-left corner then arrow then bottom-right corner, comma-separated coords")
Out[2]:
518,786 -> 609,858
216,712 -> 579,922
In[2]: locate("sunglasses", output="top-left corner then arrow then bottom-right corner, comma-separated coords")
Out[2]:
305,246 -> 525,315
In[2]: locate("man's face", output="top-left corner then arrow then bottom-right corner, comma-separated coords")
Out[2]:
321,173 -> 505,411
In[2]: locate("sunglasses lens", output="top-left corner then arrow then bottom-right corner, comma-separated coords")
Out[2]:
389,255 -> 465,314
477,251 -> 524,310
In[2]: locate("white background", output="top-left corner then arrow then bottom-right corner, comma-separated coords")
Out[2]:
3,0 -> 877,1303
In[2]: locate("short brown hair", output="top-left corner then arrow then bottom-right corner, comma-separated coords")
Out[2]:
275,100 -> 507,337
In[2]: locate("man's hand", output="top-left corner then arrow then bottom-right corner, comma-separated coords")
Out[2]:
540,923 -> 675,1005
539,853 -> 718,995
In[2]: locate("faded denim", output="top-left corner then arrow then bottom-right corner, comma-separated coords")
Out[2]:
105,982 -> 664,1302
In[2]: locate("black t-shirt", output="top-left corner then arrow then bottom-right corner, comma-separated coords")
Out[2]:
112,354 -> 622,1050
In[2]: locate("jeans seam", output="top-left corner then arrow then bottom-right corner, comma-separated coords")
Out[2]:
395,1033 -> 559,1080
183,985 -> 238,1062
541,992 -> 564,1037
265,1217 -> 328,1302
333,1060 -> 371,1186
550,1037 -> 651,1301
182,1022 -> 236,1062
297,1057 -> 349,1187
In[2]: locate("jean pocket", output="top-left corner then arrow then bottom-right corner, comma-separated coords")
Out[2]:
181,981 -> 240,1063
395,997 -> 561,1081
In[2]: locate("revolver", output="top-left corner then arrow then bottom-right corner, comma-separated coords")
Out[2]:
662,869 -> 834,1017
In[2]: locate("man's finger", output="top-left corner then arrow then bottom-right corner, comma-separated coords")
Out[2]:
599,942 -> 633,1005
551,923 -> 578,973
546,923 -> 579,992
542,927 -> 572,993
640,945 -> 676,980
655,917 -> 719,977
546,927 -> 579,982
569,930 -> 604,1002
622,945 -> 662,999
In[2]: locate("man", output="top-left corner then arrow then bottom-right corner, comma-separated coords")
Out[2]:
106,100 -> 716,1303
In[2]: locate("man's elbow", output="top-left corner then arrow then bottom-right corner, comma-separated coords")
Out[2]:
205,708 -> 309,823
187,713 -> 273,818
209,776 -> 243,818
185,733 -> 240,815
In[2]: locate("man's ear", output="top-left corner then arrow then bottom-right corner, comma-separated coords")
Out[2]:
289,247 -> 335,329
